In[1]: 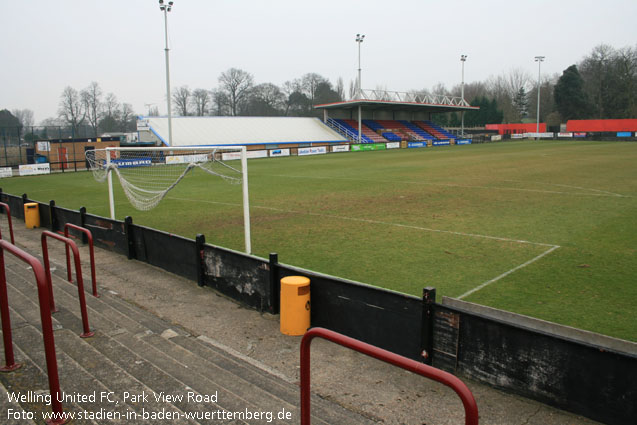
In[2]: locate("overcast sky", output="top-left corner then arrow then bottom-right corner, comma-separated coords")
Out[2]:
2,0 -> 636,124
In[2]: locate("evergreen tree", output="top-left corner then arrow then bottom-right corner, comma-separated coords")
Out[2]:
554,65 -> 591,120
512,87 -> 529,119
463,96 -> 503,126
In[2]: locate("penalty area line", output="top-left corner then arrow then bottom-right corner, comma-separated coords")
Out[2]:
457,244 -> 560,300
167,195 -> 562,297
166,196 -> 555,247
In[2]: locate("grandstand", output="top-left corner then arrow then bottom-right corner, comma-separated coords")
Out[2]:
132,90 -> 472,149
330,119 -> 387,143
316,89 -> 477,144
137,116 -> 347,147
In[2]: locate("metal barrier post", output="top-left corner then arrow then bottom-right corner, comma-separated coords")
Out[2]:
41,231 -> 94,338
0,241 -> 20,372
0,202 -> 15,244
300,327 -> 479,425
0,240 -> 69,424
64,223 -> 99,297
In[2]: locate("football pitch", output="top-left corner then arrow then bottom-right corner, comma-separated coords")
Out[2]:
2,140 -> 636,342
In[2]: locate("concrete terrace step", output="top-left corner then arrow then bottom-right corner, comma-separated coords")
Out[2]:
50,263 -> 373,424
26,253 -> 374,424
0,348 -> 40,425
1,251 -> 374,424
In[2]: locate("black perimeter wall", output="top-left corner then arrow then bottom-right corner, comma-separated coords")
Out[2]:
1,190 -> 635,425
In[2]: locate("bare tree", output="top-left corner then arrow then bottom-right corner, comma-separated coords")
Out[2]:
336,77 -> 345,101
172,86 -> 191,116
486,73 -> 521,122
248,83 -> 285,115
120,103 -> 135,131
190,88 -> 210,116
11,109 -> 35,128
103,93 -> 119,119
281,81 -> 299,115
58,86 -> 85,137
430,82 -> 450,95
300,73 -> 329,104
218,68 -> 254,116
81,81 -> 103,137
348,80 -> 357,100
210,88 -> 229,116
99,93 -> 122,133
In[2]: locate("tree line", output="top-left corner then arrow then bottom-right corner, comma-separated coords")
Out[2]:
437,43 -> 637,128
3,43 -> 635,137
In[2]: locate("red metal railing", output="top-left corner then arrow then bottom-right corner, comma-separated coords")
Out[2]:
0,240 -> 70,424
300,327 -> 479,425
63,223 -> 99,297
0,202 -> 15,244
41,231 -> 94,338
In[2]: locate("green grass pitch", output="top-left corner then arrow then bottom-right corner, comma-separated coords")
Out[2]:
3,140 -> 636,342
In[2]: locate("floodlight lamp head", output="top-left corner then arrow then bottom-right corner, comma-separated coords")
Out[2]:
535,56 -> 545,62
461,54 -> 467,61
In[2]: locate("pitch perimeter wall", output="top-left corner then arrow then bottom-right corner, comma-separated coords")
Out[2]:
0,190 -> 635,425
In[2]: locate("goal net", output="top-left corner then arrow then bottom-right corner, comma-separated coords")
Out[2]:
86,145 -> 251,253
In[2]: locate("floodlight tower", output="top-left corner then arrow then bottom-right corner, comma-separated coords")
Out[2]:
534,56 -> 545,135
460,54 -> 467,137
356,33 -> 365,143
159,0 -> 174,146
356,34 -> 365,98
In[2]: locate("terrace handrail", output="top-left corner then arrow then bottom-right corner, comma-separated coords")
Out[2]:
0,239 -> 69,424
300,327 -> 479,425
0,202 -> 15,244
41,231 -> 94,338
325,118 -> 359,142
64,223 -> 99,298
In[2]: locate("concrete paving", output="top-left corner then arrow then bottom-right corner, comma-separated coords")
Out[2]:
2,219 -> 601,424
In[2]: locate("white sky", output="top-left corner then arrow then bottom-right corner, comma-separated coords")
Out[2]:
2,0 -> 636,123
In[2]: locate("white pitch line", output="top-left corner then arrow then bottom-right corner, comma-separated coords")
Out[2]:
502,179 -> 627,197
457,245 -> 560,300
166,196 -> 556,247
166,196 -> 562,298
265,174 -> 631,198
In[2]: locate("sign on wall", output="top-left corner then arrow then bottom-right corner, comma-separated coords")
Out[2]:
298,146 -> 327,156
37,141 -> 51,152
270,148 -> 291,157
432,140 -> 451,146
222,150 -> 268,161
351,143 -> 386,152
0,168 -> 13,178
19,163 -> 50,176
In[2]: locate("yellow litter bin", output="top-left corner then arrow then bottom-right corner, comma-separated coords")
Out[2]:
24,203 -> 40,229
280,276 -> 310,336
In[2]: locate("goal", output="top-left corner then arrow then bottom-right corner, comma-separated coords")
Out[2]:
86,145 -> 251,254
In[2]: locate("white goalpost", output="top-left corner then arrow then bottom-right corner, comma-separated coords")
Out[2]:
86,145 -> 252,254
